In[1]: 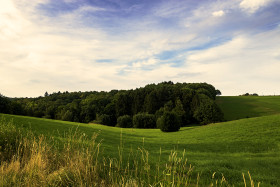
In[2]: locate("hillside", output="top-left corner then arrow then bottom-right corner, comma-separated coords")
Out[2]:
216,96 -> 280,121
1,113 -> 279,186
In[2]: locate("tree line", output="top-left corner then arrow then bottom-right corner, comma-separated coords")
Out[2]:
0,82 -> 224,131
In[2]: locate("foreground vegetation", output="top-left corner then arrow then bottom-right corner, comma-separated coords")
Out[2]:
216,96 -> 280,121
1,113 -> 279,186
0,118 -> 260,186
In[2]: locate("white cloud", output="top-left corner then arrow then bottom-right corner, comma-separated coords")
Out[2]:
239,0 -> 273,13
132,58 -> 158,68
0,1 -> 29,40
212,10 -> 225,17
0,0 -> 279,97
182,1 -> 239,37
153,1 -> 189,18
0,0 -> 194,97
185,28 -> 280,95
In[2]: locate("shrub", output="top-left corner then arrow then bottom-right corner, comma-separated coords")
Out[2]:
117,115 -> 133,128
0,120 -> 21,162
157,112 -> 180,132
99,114 -> 116,126
133,113 -> 156,128
193,100 -> 224,125
0,119 -> 32,162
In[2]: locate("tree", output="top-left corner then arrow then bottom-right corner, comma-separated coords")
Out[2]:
5,81 -> 224,127
133,113 -> 156,128
164,100 -> 173,112
216,89 -> 222,96
62,110 -> 73,121
117,115 -> 133,128
187,83 -> 216,100
45,105 -> 56,119
80,104 -> 96,123
172,99 -> 186,126
99,114 -> 116,126
115,92 -> 132,117
131,89 -> 145,115
157,112 -> 180,132
193,99 -> 224,125
144,90 -> 160,114
0,94 -> 11,114
197,88 -> 213,99
10,101 -> 23,115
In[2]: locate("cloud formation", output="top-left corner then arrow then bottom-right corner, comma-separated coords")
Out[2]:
239,0 -> 274,13
212,10 -> 225,17
0,0 -> 280,97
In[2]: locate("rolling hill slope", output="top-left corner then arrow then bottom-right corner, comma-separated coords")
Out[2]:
216,96 -> 280,121
1,113 -> 279,186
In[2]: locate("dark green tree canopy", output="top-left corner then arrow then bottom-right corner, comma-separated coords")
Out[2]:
1,81 -> 224,130
157,111 -> 181,132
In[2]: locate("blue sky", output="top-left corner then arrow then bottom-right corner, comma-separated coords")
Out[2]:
1,0 -> 280,97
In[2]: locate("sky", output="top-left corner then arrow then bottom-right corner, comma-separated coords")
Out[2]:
1,0 -> 280,97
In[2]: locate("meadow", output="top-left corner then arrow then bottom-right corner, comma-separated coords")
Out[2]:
216,96 -> 280,121
1,110 -> 279,186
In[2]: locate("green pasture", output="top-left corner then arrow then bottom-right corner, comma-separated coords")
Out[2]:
1,113 -> 279,186
216,96 -> 280,121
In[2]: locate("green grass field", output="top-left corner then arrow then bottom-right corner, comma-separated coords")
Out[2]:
1,112 -> 279,186
216,96 -> 280,121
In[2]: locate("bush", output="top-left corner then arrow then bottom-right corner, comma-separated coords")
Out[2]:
117,115 -> 133,128
157,112 -> 180,132
133,113 -> 156,128
193,100 -> 224,125
99,114 -> 116,126
0,119 -> 32,162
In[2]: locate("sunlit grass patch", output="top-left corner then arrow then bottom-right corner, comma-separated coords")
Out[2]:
0,119 -> 261,186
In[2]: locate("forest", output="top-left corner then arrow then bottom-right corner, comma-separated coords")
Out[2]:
0,81 -> 223,131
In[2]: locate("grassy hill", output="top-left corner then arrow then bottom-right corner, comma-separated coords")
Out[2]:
1,113 -> 279,186
216,96 -> 280,121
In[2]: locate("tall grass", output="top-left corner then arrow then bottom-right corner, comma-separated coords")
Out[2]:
0,119 -> 258,186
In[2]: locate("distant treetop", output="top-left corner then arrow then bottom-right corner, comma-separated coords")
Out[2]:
240,93 -> 258,96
